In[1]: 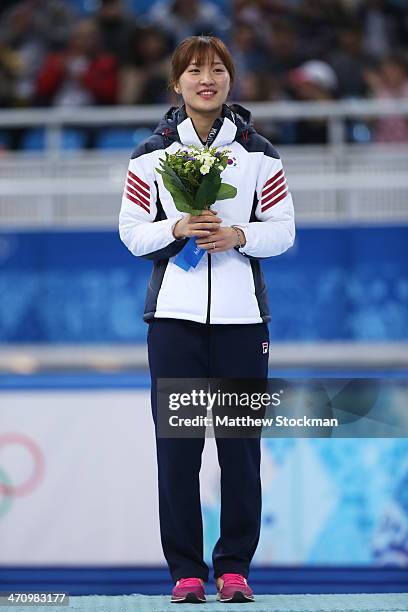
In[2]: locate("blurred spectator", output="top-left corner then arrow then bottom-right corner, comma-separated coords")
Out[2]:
265,19 -> 306,92
232,0 -> 268,24
328,23 -> 373,98
96,0 -> 136,63
0,40 -> 18,107
35,19 -> 118,106
229,20 -> 268,77
1,0 -> 75,49
236,69 -> 287,143
295,0 -> 346,58
231,0 -> 274,41
359,0 -> 394,59
147,0 -> 230,46
237,71 -> 269,102
288,60 -> 339,143
0,0 -> 75,105
367,54 -> 408,142
118,25 -> 172,104
289,60 -> 338,99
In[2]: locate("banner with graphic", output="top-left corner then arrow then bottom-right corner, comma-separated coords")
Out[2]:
0,385 -> 407,565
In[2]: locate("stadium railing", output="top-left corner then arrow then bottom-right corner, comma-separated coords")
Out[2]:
0,99 -> 407,227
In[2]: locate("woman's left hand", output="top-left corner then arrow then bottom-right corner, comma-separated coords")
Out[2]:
195,226 -> 246,253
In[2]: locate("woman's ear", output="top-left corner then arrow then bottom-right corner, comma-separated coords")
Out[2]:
174,82 -> 181,95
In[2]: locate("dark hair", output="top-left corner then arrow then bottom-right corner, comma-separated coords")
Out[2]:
168,35 -> 235,91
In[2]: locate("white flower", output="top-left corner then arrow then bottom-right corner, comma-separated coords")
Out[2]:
218,164 -> 223,170
200,164 -> 210,175
199,154 -> 212,164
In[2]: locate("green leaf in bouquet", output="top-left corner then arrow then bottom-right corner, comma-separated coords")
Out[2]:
217,183 -> 237,201
189,206 -> 208,216
194,165 -> 221,210
160,172 -> 193,212
157,155 -> 189,196
156,154 -> 195,212
156,158 -> 178,189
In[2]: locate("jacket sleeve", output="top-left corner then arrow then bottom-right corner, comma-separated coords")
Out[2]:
234,148 -> 295,259
118,148 -> 187,260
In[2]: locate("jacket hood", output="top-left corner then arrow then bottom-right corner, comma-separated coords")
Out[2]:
153,103 -> 255,144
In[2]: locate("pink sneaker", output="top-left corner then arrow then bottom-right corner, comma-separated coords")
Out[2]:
216,573 -> 254,603
171,577 -> 206,603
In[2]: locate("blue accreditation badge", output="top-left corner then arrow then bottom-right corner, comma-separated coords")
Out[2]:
174,238 -> 206,271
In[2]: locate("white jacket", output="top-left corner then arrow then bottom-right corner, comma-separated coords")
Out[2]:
119,103 -> 295,324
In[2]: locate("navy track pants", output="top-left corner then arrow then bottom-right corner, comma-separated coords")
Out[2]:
147,317 -> 269,583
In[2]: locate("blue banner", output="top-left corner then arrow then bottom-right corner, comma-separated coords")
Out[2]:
0,226 -> 407,343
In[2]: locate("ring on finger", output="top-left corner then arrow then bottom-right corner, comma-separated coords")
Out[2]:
212,242 -> 216,250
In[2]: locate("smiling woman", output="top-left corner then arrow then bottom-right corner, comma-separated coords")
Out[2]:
118,34 -> 295,604
169,37 -> 235,143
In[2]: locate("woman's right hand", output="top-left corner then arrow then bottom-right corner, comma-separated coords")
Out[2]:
172,210 -> 222,239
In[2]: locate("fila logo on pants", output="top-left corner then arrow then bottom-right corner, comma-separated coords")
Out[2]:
262,342 -> 269,354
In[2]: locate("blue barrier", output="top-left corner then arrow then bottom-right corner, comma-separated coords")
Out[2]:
0,565 -> 407,595
0,227 -> 407,343
20,128 -> 87,151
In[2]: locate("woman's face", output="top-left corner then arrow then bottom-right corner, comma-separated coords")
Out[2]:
174,53 -> 231,116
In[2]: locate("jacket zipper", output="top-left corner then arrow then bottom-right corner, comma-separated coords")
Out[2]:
206,252 -> 211,324
202,123 -> 220,326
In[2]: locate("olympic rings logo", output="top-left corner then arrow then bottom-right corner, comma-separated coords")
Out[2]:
0,433 -> 45,517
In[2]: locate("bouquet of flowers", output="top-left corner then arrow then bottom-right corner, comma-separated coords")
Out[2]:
156,145 -> 237,270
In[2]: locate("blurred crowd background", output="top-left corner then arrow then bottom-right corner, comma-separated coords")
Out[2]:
0,0 -> 408,147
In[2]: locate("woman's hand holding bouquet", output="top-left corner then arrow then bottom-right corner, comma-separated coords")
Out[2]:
157,145 -> 238,269
172,210 -> 221,240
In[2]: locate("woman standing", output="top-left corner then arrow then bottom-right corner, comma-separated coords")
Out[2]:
119,35 -> 295,604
